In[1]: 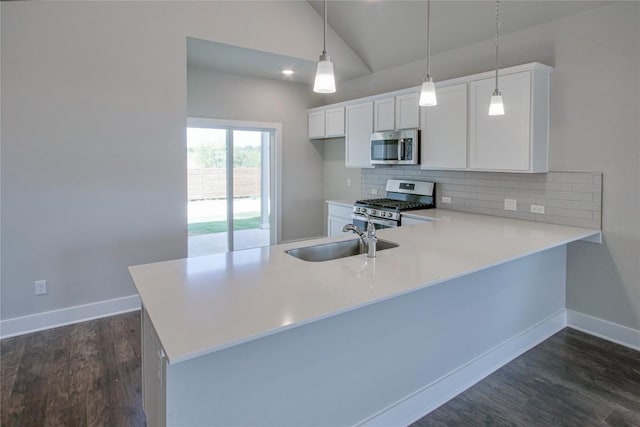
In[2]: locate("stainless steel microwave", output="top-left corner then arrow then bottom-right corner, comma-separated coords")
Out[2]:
370,129 -> 419,165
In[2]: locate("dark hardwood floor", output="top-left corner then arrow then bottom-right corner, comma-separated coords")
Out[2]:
1,313 -> 639,426
1,311 -> 145,427
412,329 -> 640,427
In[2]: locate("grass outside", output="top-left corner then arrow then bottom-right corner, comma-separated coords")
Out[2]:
188,212 -> 262,236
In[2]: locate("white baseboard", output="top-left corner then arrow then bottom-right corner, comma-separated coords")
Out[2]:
567,309 -> 640,351
361,310 -> 567,427
0,295 -> 141,339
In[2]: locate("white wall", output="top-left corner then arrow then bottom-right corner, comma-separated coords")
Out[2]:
0,1 -> 344,321
187,66 -> 325,241
322,139 -> 362,234
331,3 -> 640,330
1,2 -> 188,320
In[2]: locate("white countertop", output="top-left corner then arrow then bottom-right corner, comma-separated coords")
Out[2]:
129,209 -> 600,364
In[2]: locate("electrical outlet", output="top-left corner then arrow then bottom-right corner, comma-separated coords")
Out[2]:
442,196 -> 452,204
346,178 -> 352,188
530,204 -> 545,214
504,199 -> 517,211
35,280 -> 47,296
370,188 -> 378,195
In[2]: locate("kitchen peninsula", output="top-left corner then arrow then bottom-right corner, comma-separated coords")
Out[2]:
129,210 -> 600,426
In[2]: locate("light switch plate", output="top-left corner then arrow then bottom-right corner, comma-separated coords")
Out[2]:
504,199 -> 517,211
442,196 -> 452,204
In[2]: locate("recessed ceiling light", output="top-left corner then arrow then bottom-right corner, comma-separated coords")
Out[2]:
282,69 -> 294,76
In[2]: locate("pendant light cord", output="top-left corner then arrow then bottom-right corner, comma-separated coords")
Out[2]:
494,0 -> 500,91
426,0 -> 431,76
323,0 -> 327,55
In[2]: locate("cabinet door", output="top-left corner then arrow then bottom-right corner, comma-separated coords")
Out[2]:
469,72 -> 532,171
328,216 -> 352,237
308,110 -> 325,139
345,102 -> 374,168
325,107 -> 345,137
374,98 -> 395,131
420,83 -> 468,169
396,92 -> 420,129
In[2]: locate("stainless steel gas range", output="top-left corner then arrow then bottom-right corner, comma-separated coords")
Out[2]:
352,179 -> 435,229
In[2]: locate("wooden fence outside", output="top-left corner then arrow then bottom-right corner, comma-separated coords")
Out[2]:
188,168 -> 261,201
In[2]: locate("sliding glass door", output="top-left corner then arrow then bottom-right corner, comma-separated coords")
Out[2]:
187,125 -> 274,256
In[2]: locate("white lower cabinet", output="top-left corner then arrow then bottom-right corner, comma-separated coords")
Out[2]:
345,102 -> 374,168
328,216 -> 351,237
420,83 -> 468,170
142,309 -> 167,427
327,202 -> 353,237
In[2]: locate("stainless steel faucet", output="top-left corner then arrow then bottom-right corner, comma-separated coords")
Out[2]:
365,216 -> 377,258
341,223 -> 365,239
341,215 -> 377,258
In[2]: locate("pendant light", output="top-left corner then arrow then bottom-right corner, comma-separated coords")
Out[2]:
313,0 -> 336,93
488,0 -> 505,116
419,0 -> 437,106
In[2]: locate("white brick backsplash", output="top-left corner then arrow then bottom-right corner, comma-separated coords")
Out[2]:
361,167 -> 602,230
545,207 -> 593,219
571,200 -> 602,211
548,172 -> 595,183
534,198 -> 573,208
573,183 -> 602,193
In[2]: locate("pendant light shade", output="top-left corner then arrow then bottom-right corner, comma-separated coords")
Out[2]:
489,0 -> 505,116
489,90 -> 505,116
314,0 -> 336,94
314,53 -> 336,93
419,76 -> 437,107
419,0 -> 437,107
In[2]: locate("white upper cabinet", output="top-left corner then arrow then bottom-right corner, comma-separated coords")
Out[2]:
469,68 -> 550,172
374,93 -> 420,131
308,110 -> 325,139
308,63 -> 551,173
345,101 -> 374,168
374,98 -> 395,131
325,107 -> 345,137
395,92 -> 420,129
420,83 -> 468,170
308,106 -> 345,139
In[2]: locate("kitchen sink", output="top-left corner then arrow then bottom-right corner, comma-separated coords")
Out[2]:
285,238 -> 399,262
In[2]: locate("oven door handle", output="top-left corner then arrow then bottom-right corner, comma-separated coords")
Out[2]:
351,214 -> 397,228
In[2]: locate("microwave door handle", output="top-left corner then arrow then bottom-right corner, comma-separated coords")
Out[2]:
398,139 -> 404,161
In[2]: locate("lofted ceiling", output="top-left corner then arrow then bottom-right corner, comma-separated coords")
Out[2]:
188,0 -> 608,86
307,0 -> 608,72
